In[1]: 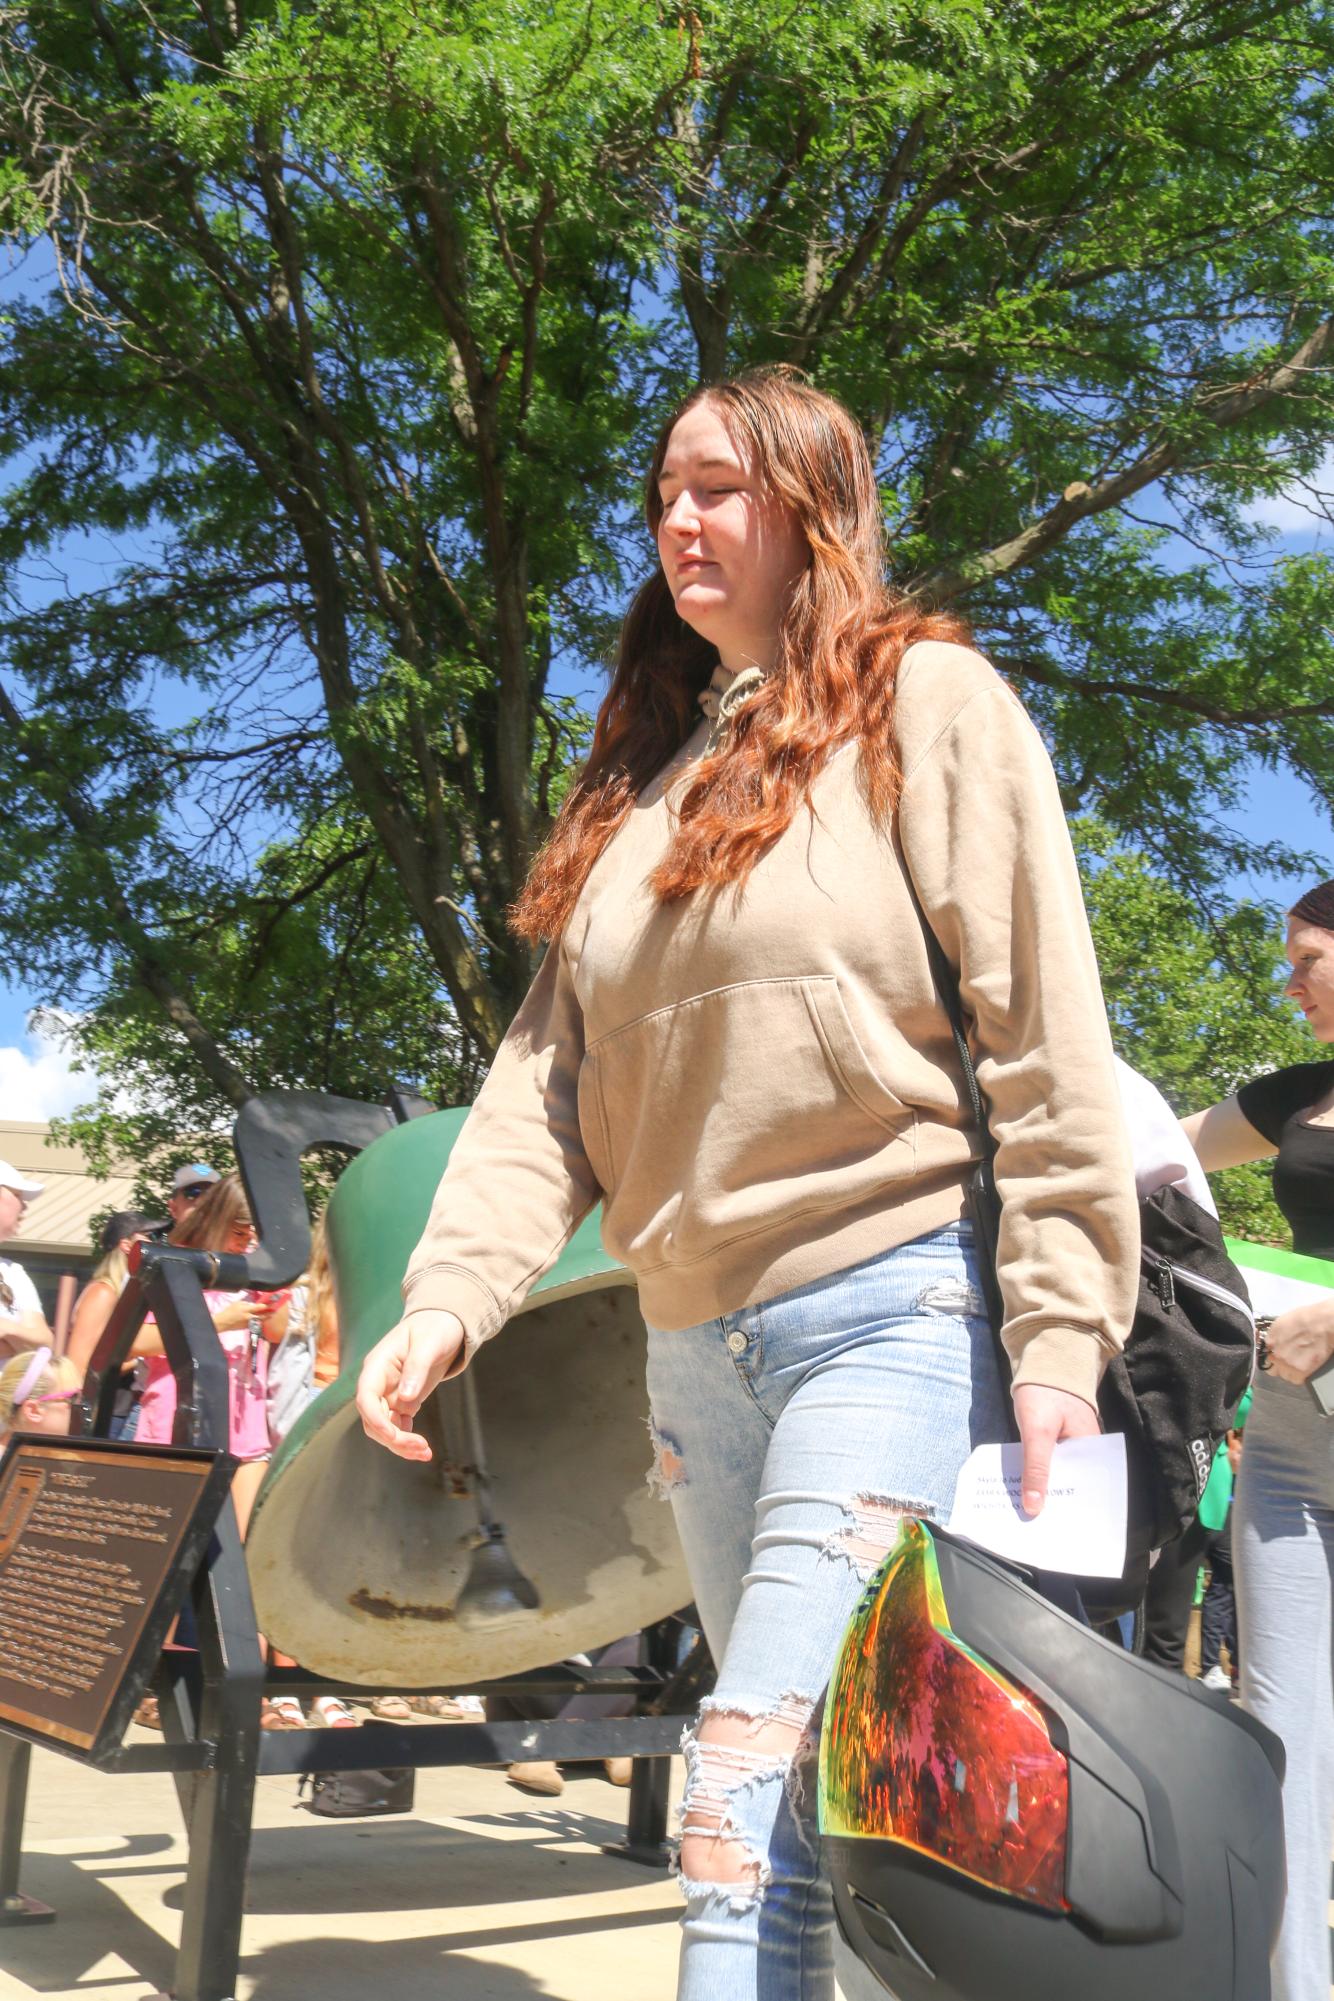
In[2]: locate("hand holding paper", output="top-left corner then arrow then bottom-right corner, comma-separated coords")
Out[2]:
947,1432 -> 1128,1578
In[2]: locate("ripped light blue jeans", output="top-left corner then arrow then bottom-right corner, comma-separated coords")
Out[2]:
645,1222 -> 1008,2001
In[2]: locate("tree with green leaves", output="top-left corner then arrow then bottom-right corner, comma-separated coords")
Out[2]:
1,0 -> 1331,1212
1075,823 -> 1312,1237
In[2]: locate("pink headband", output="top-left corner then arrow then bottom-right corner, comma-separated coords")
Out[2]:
12,1347 -> 53,1408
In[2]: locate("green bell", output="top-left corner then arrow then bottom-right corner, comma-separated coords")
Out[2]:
245,1109 -> 689,1686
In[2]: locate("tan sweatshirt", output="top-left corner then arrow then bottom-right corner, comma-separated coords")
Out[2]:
401,641 -> 1138,1404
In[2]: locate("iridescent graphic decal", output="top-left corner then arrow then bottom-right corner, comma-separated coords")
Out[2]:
819,1519 -> 1069,1912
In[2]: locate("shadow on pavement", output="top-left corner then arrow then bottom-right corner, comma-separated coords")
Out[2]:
0,1841 -> 178,1997
153,1808 -> 660,1920
243,1939 -> 568,2000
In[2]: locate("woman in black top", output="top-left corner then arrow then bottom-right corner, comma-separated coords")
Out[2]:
1182,877 -> 1334,2001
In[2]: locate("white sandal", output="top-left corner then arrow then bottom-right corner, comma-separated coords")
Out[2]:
260,1694 -> 305,1731
309,1694 -> 359,1729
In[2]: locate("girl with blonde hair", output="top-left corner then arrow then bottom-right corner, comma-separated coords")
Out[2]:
133,1174 -> 287,1539
0,1348 -> 80,1441
66,1210 -> 166,1437
266,1213 -> 339,1445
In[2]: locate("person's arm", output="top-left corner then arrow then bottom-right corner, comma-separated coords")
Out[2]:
205,1292 -> 287,1343
1180,1096 -> 1276,1172
1184,1077 -> 1331,1375
1184,1078 -> 1325,1377
360,937 -> 598,1457
0,1263 -> 52,1351
897,648 -> 1139,1510
0,1312 -> 53,1352
84,1303 -> 165,1364
257,1299 -> 289,1344
66,1281 -> 115,1375
211,1297 -> 256,1334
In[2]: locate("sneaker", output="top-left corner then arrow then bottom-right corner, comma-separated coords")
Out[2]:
1200,1665 -> 1232,1692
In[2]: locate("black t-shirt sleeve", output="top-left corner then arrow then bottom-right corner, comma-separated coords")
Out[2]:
1235,1060 -> 1334,1145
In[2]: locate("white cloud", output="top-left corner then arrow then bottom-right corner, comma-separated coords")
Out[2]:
0,1014 -> 96,1122
1246,448 -> 1334,534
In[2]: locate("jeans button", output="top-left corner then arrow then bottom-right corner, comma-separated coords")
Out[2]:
726,1330 -> 747,1355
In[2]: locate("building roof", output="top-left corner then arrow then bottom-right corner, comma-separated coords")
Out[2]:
0,1121 -> 141,1263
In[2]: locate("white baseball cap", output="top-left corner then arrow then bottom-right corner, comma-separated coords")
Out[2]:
171,1163 -> 220,1194
0,1159 -> 44,1199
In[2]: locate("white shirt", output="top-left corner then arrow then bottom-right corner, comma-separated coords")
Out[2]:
0,1255 -> 44,1359
0,1256 -> 41,1321
1113,1057 -> 1216,1216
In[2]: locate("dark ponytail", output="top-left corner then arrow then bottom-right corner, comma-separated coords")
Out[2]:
1290,879 -> 1334,931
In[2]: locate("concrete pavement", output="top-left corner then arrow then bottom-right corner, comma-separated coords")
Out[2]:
0,1727 -> 690,2001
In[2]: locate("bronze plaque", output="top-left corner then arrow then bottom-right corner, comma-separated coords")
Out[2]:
0,1436 -> 229,1758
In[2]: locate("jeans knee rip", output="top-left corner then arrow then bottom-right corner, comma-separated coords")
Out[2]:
646,1418 -> 686,1497
676,1866 -> 771,1913
697,1690 -> 814,1734
675,1693 -> 820,1900
823,1493 -> 917,1578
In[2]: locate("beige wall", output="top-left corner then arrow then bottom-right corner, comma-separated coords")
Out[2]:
0,1120 -> 141,1317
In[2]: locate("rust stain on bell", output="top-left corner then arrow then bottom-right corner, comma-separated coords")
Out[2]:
348,1586 -> 456,1624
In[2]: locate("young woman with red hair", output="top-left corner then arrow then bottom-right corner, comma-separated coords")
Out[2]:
358,370 -> 1137,1998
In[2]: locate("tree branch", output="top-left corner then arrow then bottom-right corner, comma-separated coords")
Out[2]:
1002,652 -> 1334,725
0,679 -> 256,1109
913,314 -> 1334,602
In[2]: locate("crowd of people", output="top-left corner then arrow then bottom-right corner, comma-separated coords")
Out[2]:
4,1165 -> 314,1716
0,1158 -> 494,1740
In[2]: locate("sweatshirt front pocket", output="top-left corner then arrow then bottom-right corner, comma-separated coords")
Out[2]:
579,975 -> 915,1273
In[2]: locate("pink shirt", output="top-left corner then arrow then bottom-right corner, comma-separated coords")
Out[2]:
134,1292 -> 271,1461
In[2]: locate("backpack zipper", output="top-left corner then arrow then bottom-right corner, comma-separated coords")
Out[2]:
1144,1254 -> 1255,1332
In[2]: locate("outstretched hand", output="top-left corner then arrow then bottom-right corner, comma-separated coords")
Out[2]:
1264,1299 -> 1334,1385
1011,1383 -> 1101,1516
356,1310 -> 466,1461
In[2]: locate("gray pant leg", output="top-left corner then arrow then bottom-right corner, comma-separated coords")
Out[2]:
1234,1376 -> 1334,2001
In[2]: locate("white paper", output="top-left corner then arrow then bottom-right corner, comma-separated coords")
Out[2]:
946,1433 -> 1128,1578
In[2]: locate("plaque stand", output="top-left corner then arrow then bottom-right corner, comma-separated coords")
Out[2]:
0,1737 -> 53,1925
0,1090 -> 705,2001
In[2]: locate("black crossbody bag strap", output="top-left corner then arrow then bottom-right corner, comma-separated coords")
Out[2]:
899,873 -> 1019,1443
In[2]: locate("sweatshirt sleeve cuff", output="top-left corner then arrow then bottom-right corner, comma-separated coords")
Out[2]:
400,1265 -> 504,1374
1006,1326 -> 1110,1408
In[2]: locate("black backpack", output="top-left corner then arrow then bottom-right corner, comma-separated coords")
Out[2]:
913,908 -> 1256,1619
1084,1182 -> 1253,1616
298,1766 -> 416,1817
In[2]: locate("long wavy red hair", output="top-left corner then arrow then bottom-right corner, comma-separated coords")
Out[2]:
512,368 -> 970,942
